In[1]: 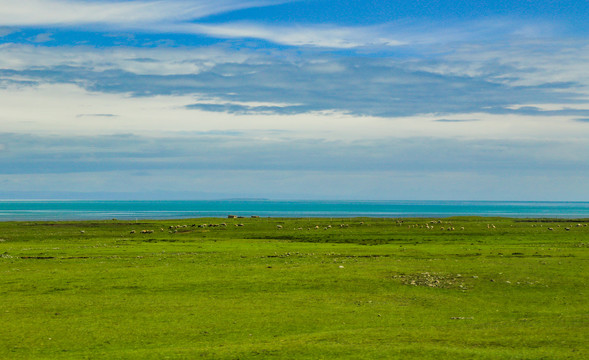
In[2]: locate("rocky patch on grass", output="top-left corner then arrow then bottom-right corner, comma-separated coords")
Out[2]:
393,272 -> 476,290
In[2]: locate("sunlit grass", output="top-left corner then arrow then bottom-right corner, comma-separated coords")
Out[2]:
1,217 -> 587,359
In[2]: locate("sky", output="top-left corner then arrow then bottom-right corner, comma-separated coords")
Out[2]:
1,0 -> 589,201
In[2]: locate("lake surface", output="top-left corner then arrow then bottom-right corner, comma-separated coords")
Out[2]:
1,200 -> 589,221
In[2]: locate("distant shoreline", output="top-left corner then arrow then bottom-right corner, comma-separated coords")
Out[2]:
3,215 -> 589,223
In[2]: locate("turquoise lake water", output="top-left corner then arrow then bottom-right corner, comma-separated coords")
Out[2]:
1,200 -> 589,221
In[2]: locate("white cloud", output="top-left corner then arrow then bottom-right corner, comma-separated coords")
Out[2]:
172,17 -> 563,49
0,43 -> 252,75
28,32 -> 54,43
0,0 -> 286,27
0,1 -> 407,49
2,82 -> 589,143
179,23 -> 406,48
429,39 -> 589,88
0,1 -> 566,51
2,39 -> 589,121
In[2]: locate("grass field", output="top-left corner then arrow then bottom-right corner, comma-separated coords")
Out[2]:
1,217 -> 587,359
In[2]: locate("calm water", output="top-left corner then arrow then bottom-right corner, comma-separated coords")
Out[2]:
1,200 -> 589,221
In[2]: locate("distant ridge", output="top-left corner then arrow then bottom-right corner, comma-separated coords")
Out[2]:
219,198 -> 270,201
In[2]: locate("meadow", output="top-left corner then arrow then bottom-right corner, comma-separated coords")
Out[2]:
0,217 -> 587,359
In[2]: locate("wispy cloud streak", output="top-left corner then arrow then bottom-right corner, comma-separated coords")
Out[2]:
0,1 -> 570,49
0,0 -> 288,27
0,0 -> 407,48
178,22 -> 406,48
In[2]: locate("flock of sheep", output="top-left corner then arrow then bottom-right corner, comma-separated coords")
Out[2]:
122,218 -> 588,235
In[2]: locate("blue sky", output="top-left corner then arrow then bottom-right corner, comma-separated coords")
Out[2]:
1,0 -> 589,200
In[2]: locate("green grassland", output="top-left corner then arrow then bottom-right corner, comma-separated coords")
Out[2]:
0,217 -> 587,359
